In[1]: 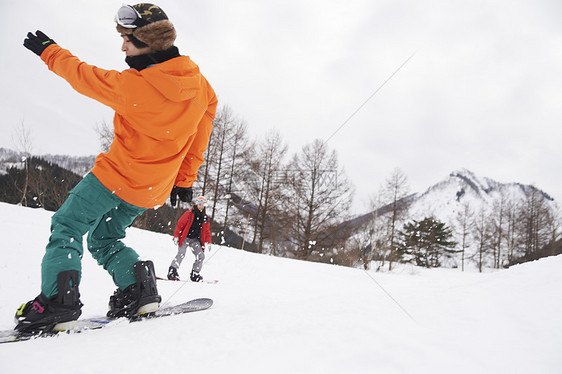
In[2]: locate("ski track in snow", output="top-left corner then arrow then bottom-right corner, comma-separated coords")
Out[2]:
0,202 -> 560,373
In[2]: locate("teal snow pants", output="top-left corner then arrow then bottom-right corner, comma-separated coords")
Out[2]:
41,173 -> 146,298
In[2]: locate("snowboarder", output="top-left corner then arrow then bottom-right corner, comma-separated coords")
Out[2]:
16,3 -> 217,333
168,196 -> 212,282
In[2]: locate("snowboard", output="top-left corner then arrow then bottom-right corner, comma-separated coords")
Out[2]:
156,276 -> 219,284
0,298 -> 213,344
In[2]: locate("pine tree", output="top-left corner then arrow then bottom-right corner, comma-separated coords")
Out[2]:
398,217 -> 457,268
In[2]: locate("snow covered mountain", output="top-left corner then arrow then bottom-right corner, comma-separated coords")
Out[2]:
349,168 -> 559,270
407,168 -> 556,225
352,168 -> 556,230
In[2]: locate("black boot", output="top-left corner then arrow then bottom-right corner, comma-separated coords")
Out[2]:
107,261 -> 161,318
167,266 -> 180,281
15,270 -> 82,333
190,270 -> 203,282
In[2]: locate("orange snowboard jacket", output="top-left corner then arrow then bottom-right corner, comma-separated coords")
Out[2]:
40,44 -> 217,208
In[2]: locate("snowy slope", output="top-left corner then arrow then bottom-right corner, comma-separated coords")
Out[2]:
0,202 -> 560,373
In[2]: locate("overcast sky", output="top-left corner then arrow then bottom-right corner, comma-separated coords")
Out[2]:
1,0 -> 561,214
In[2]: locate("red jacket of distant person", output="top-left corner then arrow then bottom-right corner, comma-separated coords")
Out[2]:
173,208 -> 212,248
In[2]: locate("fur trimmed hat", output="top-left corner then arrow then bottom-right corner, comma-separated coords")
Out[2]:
115,3 -> 176,52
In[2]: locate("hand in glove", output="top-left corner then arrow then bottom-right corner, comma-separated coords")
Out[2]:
173,237 -> 179,246
24,30 -> 56,56
170,186 -> 193,207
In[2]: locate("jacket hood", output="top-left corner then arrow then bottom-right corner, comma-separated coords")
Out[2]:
141,56 -> 203,102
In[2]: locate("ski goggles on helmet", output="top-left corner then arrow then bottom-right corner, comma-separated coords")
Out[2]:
115,4 -> 149,29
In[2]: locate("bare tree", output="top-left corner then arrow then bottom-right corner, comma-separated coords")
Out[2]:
94,120 -> 114,153
197,105 -> 236,220
490,192 -> 509,268
285,139 -> 353,260
517,186 -> 554,259
545,205 -> 561,255
248,130 -> 288,253
504,198 -> 521,263
380,168 -> 410,271
472,206 -> 491,272
11,122 -> 33,206
222,119 -> 252,236
200,126 -> 215,196
207,106 -> 234,222
360,192 -> 390,270
454,201 -> 473,271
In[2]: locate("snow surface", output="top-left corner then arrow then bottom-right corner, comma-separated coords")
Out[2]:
0,202 -> 560,373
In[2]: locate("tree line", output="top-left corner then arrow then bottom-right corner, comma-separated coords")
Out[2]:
0,156 -> 82,211
4,111 -> 561,271
190,105 -> 355,262
94,105 -> 355,262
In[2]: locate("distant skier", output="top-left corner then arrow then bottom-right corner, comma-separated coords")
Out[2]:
168,196 -> 212,282
16,4 -> 217,333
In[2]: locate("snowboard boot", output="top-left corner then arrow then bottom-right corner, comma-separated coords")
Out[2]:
190,270 -> 203,282
107,260 -> 161,318
14,270 -> 82,333
167,266 -> 180,281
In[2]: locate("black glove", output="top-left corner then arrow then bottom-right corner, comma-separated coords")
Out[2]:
24,30 -> 56,56
170,186 -> 193,207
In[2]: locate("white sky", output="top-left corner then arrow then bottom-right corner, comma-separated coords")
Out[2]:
1,0 -> 561,214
